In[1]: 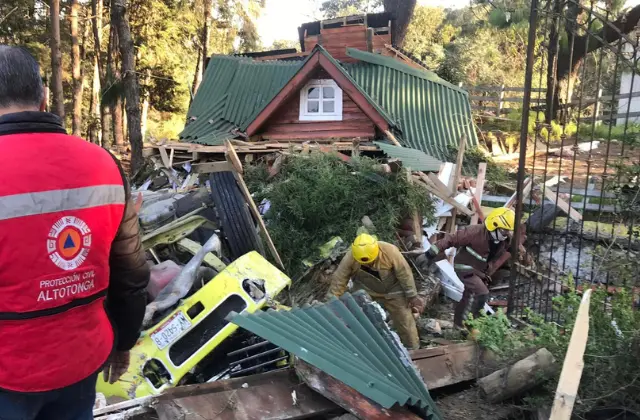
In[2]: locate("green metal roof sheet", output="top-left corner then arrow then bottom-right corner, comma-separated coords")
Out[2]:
227,291 -> 443,419
179,47 -> 477,160
179,56 -> 303,145
374,141 -> 443,172
344,49 -> 478,160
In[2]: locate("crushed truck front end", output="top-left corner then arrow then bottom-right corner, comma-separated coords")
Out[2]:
97,251 -> 291,399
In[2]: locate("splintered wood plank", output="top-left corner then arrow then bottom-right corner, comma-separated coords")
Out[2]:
224,140 -> 243,174
543,187 -> 583,222
549,290 -> 592,420
226,142 -> 284,269
427,173 -> 453,196
154,369 -> 336,420
504,177 -> 532,209
446,134 -> 468,234
296,360 -> 423,420
470,162 -> 487,224
158,146 -> 171,168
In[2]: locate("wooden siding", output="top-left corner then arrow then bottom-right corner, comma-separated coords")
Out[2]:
305,25 -> 368,62
260,73 -> 376,141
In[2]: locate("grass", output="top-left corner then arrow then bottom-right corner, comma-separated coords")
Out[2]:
578,122 -> 640,144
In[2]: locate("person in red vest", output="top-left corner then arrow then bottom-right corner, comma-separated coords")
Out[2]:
0,45 -> 150,419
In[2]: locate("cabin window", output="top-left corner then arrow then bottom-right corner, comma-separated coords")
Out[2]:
299,79 -> 343,121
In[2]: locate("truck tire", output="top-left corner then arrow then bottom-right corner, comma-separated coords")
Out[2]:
209,171 -> 265,259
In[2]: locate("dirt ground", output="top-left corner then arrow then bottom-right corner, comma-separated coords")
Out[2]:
436,388 -> 521,420
501,137 -> 639,189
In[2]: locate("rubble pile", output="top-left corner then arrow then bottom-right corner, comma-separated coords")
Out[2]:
95,138 -> 608,419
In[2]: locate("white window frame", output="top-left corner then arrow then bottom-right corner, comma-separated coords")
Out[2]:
299,79 -> 343,121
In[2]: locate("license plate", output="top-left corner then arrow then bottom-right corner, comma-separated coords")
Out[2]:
151,312 -> 191,349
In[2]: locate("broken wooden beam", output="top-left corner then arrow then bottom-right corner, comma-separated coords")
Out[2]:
154,369 -> 337,420
543,187 -> 583,222
445,134 -> 468,234
504,177 -> 532,209
470,162 -> 487,225
549,290 -> 592,420
296,359 -> 423,420
226,141 -> 285,269
477,348 -> 557,403
410,342 -> 481,390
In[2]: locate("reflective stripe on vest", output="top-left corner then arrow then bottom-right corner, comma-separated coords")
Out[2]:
0,132 -> 126,392
465,246 -> 487,262
0,185 -> 125,221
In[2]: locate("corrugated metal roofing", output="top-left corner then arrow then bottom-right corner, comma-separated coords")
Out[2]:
180,46 -> 477,160
374,141 -> 443,172
227,291 -> 443,419
344,48 -> 477,160
179,56 -> 303,145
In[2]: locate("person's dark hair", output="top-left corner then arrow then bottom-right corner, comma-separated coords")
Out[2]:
0,45 -> 44,109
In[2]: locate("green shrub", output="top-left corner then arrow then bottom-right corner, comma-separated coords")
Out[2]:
469,285 -> 640,416
244,153 -> 436,278
578,122 -> 640,144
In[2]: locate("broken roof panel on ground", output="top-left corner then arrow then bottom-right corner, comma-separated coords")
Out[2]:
227,291 -> 443,420
374,141 -> 443,172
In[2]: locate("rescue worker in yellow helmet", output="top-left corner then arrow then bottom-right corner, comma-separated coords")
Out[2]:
328,234 -> 423,349
423,208 -> 516,328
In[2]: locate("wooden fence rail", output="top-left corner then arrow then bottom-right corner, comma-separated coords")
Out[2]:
463,84 -> 640,123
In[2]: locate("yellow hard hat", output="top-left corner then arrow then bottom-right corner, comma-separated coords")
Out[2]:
485,208 -> 515,232
352,233 -> 379,264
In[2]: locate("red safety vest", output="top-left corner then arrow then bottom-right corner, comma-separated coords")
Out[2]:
0,131 -> 125,392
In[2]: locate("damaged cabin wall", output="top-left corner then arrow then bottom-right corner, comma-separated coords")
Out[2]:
304,25 -> 391,61
260,68 -> 376,141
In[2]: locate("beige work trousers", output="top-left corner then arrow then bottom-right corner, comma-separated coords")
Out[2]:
372,295 -> 420,350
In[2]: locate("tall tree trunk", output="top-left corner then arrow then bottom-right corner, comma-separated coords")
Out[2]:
108,26 -> 125,148
190,46 -> 202,105
383,0 -> 417,48
552,3 -> 640,121
92,0 -> 111,146
141,69 -> 150,142
201,0 -> 212,79
49,0 -> 65,124
71,0 -> 82,136
112,0 -> 143,173
91,54 -> 102,144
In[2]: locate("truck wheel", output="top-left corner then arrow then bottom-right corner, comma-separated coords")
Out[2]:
209,171 -> 265,259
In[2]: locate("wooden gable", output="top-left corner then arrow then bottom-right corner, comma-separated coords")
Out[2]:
259,68 -> 376,141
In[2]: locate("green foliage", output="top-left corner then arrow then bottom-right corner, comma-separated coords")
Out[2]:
471,285 -> 640,416
319,0 -> 382,18
146,110 -> 187,141
446,145 -> 512,186
269,39 -> 300,51
403,6 -> 455,70
480,109 -> 577,142
466,309 -> 528,357
438,20 -> 530,87
578,122 -> 640,143
244,153 -> 436,278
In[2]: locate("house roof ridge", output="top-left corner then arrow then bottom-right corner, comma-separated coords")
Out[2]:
345,48 -> 466,94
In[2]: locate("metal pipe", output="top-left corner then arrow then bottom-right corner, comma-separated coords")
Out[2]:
508,0 -> 539,317
228,356 -> 289,377
227,340 -> 270,357
229,347 -> 283,367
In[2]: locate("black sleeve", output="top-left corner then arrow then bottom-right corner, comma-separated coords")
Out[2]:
106,153 -> 150,351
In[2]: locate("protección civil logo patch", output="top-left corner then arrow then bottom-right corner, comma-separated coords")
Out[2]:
47,216 -> 92,271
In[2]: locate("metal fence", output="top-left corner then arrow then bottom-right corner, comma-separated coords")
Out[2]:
507,0 -> 640,320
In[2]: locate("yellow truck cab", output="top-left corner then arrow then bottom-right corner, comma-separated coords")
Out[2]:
97,252 -> 291,399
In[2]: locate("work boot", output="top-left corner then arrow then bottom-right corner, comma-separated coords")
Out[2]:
453,299 -> 467,328
470,294 -> 489,319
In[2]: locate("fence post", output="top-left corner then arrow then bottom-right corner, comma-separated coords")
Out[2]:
498,84 -> 506,115
594,88 -> 602,126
